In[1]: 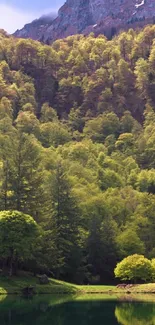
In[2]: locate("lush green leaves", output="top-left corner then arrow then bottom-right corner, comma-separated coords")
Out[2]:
0,210 -> 39,275
114,255 -> 153,282
0,27 -> 154,283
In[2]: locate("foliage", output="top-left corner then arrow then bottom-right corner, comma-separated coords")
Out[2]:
0,27 -> 154,282
0,211 -> 39,275
115,302 -> 155,325
114,255 -> 153,282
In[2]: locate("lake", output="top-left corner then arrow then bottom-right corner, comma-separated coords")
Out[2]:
0,294 -> 155,325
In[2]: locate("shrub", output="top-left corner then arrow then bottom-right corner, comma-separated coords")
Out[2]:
114,254 -> 153,283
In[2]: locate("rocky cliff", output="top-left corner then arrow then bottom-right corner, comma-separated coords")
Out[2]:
14,0 -> 155,42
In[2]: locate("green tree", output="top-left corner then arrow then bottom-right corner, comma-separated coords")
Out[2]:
135,58 -> 149,99
116,228 -> 145,258
46,160 -> 81,281
68,106 -> 85,133
84,112 -> 120,142
15,111 -> 40,137
83,194 -> 118,283
98,168 -> 123,190
40,103 -> 58,123
151,258 -> 155,281
40,121 -> 71,148
0,210 -> 39,276
0,97 -> 13,120
115,133 -> 134,153
9,133 -> 44,220
136,169 -> 155,193
114,254 -> 153,283
0,118 -> 17,210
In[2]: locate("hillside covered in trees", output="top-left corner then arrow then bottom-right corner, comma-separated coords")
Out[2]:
0,26 -> 155,283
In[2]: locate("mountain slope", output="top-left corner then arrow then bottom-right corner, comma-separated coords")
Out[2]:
14,15 -> 55,41
14,0 -> 155,42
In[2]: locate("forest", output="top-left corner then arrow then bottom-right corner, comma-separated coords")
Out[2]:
0,25 -> 155,283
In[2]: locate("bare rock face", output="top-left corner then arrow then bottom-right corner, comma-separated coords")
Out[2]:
43,0 -> 93,42
14,0 -> 155,42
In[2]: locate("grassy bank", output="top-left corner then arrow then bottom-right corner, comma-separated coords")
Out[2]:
0,273 -> 155,295
78,283 -> 155,294
0,274 -> 78,295
0,274 -> 116,295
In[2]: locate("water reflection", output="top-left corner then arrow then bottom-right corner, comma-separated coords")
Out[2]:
115,302 -> 155,325
0,294 -> 154,325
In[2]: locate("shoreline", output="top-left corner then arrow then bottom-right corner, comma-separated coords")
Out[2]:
1,286 -> 155,296
0,274 -> 155,295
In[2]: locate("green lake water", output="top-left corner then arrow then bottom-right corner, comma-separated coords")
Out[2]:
0,294 -> 155,325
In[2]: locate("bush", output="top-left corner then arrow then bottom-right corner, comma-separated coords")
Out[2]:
0,210 -> 39,276
151,258 -> 155,281
114,254 -> 153,283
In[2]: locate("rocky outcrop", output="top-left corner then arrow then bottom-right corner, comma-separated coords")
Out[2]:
14,0 -> 155,42
38,274 -> 49,285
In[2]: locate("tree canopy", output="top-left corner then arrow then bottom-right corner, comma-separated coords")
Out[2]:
0,27 -> 154,282
114,255 -> 153,282
0,211 -> 39,276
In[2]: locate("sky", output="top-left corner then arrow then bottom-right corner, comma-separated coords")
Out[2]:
0,0 -> 64,33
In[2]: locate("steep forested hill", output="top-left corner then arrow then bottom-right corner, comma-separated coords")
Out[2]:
4,25 -> 155,121
0,26 -> 155,283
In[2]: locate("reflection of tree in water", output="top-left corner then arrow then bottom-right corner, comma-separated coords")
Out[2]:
0,295 -> 73,325
0,296 -> 117,325
1,296 -> 155,325
115,302 -> 155,325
